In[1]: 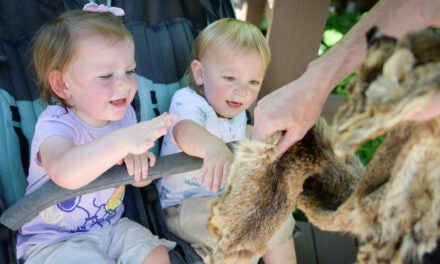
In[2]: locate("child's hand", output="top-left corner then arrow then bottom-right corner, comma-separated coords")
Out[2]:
124,151 -> 156,187
121,113 -> 178,155
199,145 -> 233,192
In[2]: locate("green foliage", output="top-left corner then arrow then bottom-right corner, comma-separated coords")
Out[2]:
325,12 -> 364,34
332,73 -> 355,96
293,208 -> 308,222
356,135 -> 386,165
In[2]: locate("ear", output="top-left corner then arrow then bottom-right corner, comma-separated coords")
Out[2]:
191,60 -> 204,85
48,70 -> 70,99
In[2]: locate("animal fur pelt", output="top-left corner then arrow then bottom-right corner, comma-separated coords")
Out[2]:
206,117 -> 364,264
323,28 -> 440,263
206,28 -> 440,264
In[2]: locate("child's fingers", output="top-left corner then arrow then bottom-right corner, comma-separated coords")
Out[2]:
200,163 -> 215,191
164,113 -> 179,125
135,114 -> 179,151
157,112 -> 179,123
213,164 -> 225,193
146,152 -> 156,167
153,113 -> 179,131
132,154 -> 142,182
124,154 -> 134,176
125,154 -> 145,182
138,121 -> 171,143
222,164 -> 228,184
205,166 -> 215,191
199,163 -> 209,185
148,113 -> 179,129
139,153 -> 149,180
212,172 -> 221,193
216,164 -> 228,192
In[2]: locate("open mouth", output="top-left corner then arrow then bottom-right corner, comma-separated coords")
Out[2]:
110,98 -> 127,107
226,100 -> 242,108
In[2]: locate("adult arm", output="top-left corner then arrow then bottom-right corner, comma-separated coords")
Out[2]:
253,0 -> 440,155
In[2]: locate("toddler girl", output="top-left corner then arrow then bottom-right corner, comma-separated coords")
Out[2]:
16,6 -> 178,264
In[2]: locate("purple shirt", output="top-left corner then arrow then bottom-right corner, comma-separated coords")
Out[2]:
16,105 -> 136,259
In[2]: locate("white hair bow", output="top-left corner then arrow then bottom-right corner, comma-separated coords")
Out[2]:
83,2 -> 125,17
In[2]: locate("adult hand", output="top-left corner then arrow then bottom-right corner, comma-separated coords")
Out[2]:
252,75 -> 327,156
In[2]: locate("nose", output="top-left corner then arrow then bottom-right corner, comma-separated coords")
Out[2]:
116,74 -> 136,92
234,83 -> 248,96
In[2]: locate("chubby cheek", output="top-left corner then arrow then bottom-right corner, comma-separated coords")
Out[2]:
241,89 -> 259,109
128,78 -> 138,102
205,83 -> 228,104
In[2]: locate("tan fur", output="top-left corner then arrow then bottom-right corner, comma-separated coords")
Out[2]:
206,118 -> 364,264
206,29 -> 440,264
325,29 -> 440,263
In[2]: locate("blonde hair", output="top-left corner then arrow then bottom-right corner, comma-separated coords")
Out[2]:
188,18 -> 270,90
32,9 -> 133,108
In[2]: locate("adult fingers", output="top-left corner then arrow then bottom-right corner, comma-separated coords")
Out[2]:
275,130 -> 303,157
252,105 -> 274,142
